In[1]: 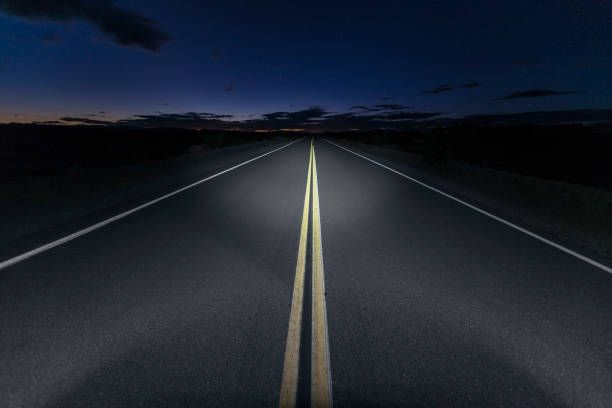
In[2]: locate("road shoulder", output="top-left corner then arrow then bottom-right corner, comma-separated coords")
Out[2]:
331,139 -> 612,266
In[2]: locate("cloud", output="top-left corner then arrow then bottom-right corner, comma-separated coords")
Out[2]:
420,84 -> 454,94
260,107 -> 327,123
60,116 -> 113,125
379,96 -> 395,101
200,112 -> 233,119
493,89 -> 585,100
420,82 -> 480,94
245,107 -> 444,131
372,111 -> 444,120
114,112 -> 234,128
458,82 -> 480,88
463,109 -> 612,124
372,104 -> 414,111
33,120 -> 63,124
310,111 -> 446,131
350,105 -> 375,111
225,83 -> 233,92
87,106 -> 445,131
17,108 -> 612,130
351,104 -> 413,112
0,0 -> 171,51
40,32 -> 61,44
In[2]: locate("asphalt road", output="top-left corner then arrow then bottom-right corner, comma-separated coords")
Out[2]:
1,138 -> 611,407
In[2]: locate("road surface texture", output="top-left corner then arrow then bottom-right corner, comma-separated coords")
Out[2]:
1,138 -> 611,407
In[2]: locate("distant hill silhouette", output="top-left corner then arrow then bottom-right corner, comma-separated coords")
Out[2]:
324,123 -> 612,192
1,122 -> 611,192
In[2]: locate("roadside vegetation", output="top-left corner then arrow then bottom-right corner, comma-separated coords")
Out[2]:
0,125 -> 278,181
324,123 -> 612,192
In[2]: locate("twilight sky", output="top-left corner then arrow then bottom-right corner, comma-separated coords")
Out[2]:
0,0 -> 610,130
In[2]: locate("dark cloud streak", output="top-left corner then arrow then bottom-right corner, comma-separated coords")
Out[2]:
60,116 -> 113,125
458,82 -> 480,88
494,89 -> 584,100
260,107 -> 327,124
464,109 -> 612,124
420,82 -> 481,94
35,108 -> 612,131
0,0 -> 171,51
108,107 -> 446,131
40,32 -> 61,44
115,112 -> 233,128
351,104 -> 414,111
420,84 -> 454,94
350,105 -> 375,111
372,104 -> 414,111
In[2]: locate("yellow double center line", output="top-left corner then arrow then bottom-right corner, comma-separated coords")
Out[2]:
280,140 -> 332,408
310,140 -> 332,408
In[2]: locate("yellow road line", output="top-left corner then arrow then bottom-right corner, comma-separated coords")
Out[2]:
279,141 -> 313,408
311,142 -> 333,408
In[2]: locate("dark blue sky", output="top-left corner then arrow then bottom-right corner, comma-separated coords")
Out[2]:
0,0 -> 610,129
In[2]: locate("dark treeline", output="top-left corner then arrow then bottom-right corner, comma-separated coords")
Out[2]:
324,124 -> 612,192
0,125 -> 279,180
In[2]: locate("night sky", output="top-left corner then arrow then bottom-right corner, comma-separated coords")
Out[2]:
0,0 -> 610,130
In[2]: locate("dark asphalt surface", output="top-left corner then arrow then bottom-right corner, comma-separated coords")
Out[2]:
1,138 -> 612,407
0,139 -> 307,407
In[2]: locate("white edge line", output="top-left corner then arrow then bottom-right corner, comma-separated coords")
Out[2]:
0,139 -> 302,271
323,138 -> 612,275
312,144 -> 333,405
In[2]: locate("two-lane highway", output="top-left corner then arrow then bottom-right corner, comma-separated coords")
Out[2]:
1,138 -> 611,407
316,139 -> 612,407
0,139 -> 308,407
